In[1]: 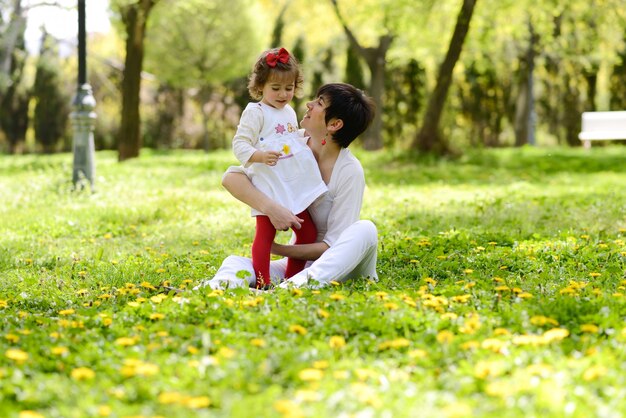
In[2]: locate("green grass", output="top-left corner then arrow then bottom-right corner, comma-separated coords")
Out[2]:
0,146 -> 625,418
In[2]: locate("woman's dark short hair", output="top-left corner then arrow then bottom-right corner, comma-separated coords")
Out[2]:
317,83 -> 376,148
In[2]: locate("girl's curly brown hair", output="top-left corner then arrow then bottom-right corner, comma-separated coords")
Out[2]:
247,48 -> 304,100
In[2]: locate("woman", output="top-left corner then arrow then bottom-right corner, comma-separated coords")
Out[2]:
196,83 -> 378,290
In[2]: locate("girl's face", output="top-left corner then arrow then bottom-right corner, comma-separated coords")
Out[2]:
261,72 -> 295,109
301,95 -> 327,135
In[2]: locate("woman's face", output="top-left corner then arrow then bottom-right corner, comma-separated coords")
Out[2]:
301,95 -> 327,135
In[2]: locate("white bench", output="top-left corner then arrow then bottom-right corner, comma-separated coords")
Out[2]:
578,111 -> 626,148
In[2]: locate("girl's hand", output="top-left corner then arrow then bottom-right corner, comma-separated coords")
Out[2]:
261,151 -> 282,166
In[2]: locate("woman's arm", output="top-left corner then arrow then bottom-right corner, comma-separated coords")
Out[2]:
271,241 -> 329,261
222,172 -> 303,231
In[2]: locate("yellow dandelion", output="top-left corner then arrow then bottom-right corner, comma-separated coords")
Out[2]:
436,330 -> 454,344
329,336 -> 346,349
274,399 -> 302,417
51,346 -> 69,356
580,324 -> 600,334
583,365 -> 607,381
526,363 -> 552,377
97,405 -> 112,417
150,294 -> 167,304
140,281 -> 157,290
71,367 -> 96,381
589,272 -> 601,278
463,269 -> 474,274
330,280 -> 341,286
298,368 -> 324,381
59,309 -> 75,316
440,312 -> 458,320
451,294 -> 471,303
5,348 -> 28,363
329,293 -> 345,301
424,277 -> 437,286
317,309 -> 330,319
530,315 -> 559,327
460,340 -> 479,350
543,328 -> 569,343
184,396 -> 211,409
313,360 -> 329,369
474,361 -> 498,379
5,334 -> 19,343
481,338 -> 506,353
19,412 -> 45,418
115,337 -> 138,347
217,347 -> 236,358
288,324 -> 308,335
250,338 -> 266,347
333,370 -> 349,380
149,313 -> 165,320
282,144 -> 291,154
158,391 -> 185,405
384,302 -> 399,310
408,349 -> 428,359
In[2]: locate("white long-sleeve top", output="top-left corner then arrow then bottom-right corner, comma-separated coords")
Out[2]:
232,102 -> 327,217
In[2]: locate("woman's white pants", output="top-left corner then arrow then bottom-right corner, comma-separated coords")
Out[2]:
194,220 -> 378,290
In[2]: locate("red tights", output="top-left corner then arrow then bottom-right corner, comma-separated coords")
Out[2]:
252,210 -> 317,287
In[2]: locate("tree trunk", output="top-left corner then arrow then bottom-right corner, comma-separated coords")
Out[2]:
412,0 -> 477,154
118,0 -> 157,161
514,20 -> 538,147
330,0 -> 392,150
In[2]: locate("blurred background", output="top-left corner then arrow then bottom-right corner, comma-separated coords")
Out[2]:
1,0 -> 625,158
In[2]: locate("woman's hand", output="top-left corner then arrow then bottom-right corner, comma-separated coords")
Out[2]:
264,200 -> 303,231
221,172 -> 302,230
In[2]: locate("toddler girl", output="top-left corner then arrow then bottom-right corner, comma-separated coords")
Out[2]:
232,47 -> 327,289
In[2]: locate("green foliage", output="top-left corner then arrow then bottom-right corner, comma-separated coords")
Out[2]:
33,33 -> 70,154
0,147 -> 625,416
144,0 -> 260,88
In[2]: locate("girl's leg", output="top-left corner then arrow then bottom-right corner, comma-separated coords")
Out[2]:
285,210 -> 318,278
252,215 -> 276,287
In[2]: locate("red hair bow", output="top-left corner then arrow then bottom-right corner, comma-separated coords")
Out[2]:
266,48 -> 290,67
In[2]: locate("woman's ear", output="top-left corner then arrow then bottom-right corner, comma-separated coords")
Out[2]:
327,118 -> 343,134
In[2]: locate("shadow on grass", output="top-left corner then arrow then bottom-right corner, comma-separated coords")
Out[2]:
361,146 -> 626,186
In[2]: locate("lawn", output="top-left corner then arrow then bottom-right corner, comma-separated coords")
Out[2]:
0,146 -> 625,418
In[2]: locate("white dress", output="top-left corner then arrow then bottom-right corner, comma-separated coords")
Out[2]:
232,102 -> 327,216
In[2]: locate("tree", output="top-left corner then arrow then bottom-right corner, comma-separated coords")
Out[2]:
0,0 -> 26,96
144,0 -> 259,150
0,1 -> 28,154
33,31 -> 70,153
113,0 -> 160,161
330,0 -> 392,150
412,0 -> 477,154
